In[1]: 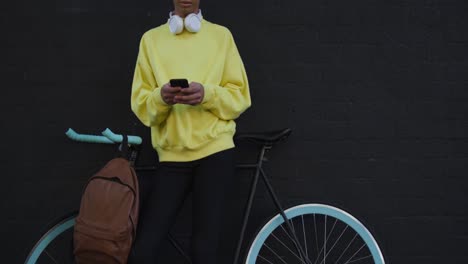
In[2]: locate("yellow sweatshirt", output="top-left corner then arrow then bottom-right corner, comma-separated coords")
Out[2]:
131,19 -> 251,162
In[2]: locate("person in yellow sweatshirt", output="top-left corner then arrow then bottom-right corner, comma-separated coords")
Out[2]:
129,0 -> 251,263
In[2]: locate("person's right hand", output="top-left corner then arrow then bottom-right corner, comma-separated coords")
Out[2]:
160,83 -> 181,105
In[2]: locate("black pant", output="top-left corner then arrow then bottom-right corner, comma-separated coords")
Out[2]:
130,148 -> 235,264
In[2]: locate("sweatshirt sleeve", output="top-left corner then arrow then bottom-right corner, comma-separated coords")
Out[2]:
131,34 -> 171,127
201,30 -> 251,120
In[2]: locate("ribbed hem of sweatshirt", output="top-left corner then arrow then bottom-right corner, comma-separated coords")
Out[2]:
155,132 -> 235,162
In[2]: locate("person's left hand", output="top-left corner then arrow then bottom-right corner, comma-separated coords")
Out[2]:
173,82 -> 205,106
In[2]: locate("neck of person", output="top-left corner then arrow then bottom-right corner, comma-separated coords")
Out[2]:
174,8 -> 200,18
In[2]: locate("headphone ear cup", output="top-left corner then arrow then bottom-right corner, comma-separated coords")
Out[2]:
184,13 -> 202,33
169,15 -> 184,34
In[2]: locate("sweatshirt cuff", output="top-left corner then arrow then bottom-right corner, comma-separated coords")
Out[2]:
201,84 -> 215,109
152,87 -> 171,108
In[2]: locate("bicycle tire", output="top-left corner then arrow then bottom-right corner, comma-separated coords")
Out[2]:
25,211 -> 78,264
245,204 -> 385,264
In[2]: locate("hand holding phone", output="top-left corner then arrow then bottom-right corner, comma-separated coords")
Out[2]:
173,81 -> 205,106
161,82 -> 184,105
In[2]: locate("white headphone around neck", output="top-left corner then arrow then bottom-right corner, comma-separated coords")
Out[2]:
168,10 -> 203,35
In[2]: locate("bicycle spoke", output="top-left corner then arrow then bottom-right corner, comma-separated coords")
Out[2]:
280,224 -> 296,245
318,226 -> 349,264
263,242 -> 289,264
347,255 -> 372,264
290,217 -> 296,233
334,233 -> 358,264
271,233 -> 307,264
324,215 -> 327,264
314,218 -> 339,264
279,221 -> 313,264
258,254 -> 275,264
302,215 -> 308,259
314,214 -> 319,256
326,219 -> 339,242
343,243 -> 366,264
45,250 -> 59,264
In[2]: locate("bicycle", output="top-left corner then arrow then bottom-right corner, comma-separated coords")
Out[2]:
25,127 -> 385,264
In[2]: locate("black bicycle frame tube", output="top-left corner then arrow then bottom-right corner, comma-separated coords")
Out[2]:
232,145 -> 268,264
259,167 -> 313,264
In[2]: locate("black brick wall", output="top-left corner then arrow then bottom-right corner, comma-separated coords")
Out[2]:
2,0 -> 467,263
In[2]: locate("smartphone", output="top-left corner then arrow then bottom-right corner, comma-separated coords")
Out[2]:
170,78 -> 189,88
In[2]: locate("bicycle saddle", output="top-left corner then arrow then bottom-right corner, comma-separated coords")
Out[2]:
235,128 -> 292,146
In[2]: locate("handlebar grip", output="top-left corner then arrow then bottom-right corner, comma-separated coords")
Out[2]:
101,128 -> 143,145
66,128 -> 115,144
65,128 -> 143,145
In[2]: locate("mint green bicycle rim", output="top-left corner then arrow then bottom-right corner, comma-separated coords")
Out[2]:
25,214 -> 76,264
245,204 -> 385,264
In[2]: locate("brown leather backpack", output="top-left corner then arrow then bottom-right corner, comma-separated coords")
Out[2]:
73,139 -> 139,264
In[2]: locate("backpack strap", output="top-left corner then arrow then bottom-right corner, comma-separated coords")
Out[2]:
120,134 -> 129,159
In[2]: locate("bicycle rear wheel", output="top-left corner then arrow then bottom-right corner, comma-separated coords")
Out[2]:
25,211 -> 78,264
245,204 -> 385,264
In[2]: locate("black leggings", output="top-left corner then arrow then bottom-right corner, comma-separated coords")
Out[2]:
130,148 -> 235,264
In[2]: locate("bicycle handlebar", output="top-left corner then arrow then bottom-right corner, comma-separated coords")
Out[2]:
65,128 -> 143,145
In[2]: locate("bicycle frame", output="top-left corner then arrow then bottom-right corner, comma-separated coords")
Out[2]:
27,129 -> 382,264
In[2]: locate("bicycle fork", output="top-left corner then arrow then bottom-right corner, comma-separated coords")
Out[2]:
233,145 -> 312,264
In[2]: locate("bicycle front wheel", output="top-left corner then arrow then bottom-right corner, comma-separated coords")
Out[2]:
25,211 -> 78,264
245,204 -> 385,264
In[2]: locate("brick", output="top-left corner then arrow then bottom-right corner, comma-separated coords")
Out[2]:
404,80 -> 458,100
427,43 -> 468,64
395,139 -> 452,158
353,139 -> 397,159
267,63 -> 323,84
446,158 -> 468,178
296,101 -> 353,121
350,100 -> 407,120
297,120 -> 353,140
290,140 -> 358,160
